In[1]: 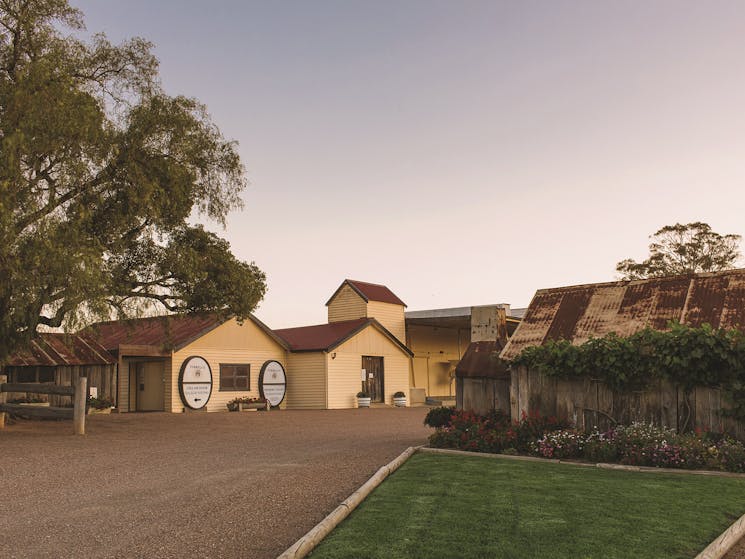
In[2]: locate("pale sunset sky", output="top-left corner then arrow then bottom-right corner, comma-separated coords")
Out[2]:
75,1 -> 745,328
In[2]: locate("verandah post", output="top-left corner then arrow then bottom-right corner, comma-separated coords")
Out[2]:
0,374 -> 6,429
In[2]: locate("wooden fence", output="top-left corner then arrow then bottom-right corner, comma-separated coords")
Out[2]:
0,374 -> 87,435
510,365 -> 745,440
2,364 -> 115,407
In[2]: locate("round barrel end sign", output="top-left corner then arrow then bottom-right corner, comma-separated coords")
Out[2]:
259,360 -> 287,407
179,356 -> 212,410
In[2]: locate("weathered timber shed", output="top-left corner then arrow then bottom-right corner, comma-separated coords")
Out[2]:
274,317 -> 413,409
501,269 -> 745,362
85,313 -> 288,413
501,269 -> 745,434
3,333 -> 116,406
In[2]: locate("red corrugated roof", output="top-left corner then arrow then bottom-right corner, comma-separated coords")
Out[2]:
84,313 -> 227,353
6,333 -> 115,366
325,280 -> 406,307
501,269 -> 745,361
274,318 -> 370,352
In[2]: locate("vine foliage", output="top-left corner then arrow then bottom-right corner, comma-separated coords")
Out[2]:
511,323 -> 745,419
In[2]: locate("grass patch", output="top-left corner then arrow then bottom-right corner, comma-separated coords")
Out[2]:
309,453 -> 745,559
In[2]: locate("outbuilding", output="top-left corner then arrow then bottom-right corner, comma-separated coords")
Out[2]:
2,333 -> 116,406
85,314 -> 288,413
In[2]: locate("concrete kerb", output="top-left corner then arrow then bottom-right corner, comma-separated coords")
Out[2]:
278,445 -> 745,559
277,445 -> 421,559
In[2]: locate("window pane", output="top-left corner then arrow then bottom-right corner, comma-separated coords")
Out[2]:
220,364 -> 250,391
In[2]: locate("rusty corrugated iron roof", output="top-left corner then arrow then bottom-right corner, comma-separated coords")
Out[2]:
501,269 -> 745,361
325,279 -> 406,307
455,340 -> 509,378
6,333 -> 115,367
84,313 -> 228,353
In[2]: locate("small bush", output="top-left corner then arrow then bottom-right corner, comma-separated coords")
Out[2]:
424,406 -> 455,428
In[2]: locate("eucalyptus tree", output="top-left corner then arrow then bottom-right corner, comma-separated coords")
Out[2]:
616,222 -> 741,280
0,0 -> 265,360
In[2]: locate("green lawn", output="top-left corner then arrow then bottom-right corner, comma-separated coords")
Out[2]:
309,453 -> 745,559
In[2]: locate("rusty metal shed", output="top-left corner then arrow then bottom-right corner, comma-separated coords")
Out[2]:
501,269 -> 745,361
3,333 -> 116,405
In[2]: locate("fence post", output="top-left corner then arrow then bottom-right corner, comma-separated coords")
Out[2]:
0,374 -> 6,429
73,376 -> 87,435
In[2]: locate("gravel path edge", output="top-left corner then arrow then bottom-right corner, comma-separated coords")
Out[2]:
277,445 -> 421,559
696,513 -> 745,559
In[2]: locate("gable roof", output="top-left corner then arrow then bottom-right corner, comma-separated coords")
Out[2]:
325,279 -> 406,307
273,317 -> 413,356
83,313 -> 288,354
6,333 -> 115,367
501,269 -> 745,361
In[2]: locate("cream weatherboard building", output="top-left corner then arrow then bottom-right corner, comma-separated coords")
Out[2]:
86,314 -> 288,413
79,279 -> 522,412
84,280 -> 414,412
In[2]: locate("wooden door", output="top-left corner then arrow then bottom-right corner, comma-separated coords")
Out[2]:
137,362 -> 165,411
362,356 -> 384,403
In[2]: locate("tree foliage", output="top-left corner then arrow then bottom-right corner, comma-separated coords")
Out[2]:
616,222 -> 741,280
0,0 -> 266,361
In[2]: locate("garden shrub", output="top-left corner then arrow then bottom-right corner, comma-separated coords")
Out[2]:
424,406 -> 455,428
427,412 -> 745,473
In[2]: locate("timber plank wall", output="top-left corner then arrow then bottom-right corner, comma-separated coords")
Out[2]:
510,365 -> 745,440
2,365 -> 115,406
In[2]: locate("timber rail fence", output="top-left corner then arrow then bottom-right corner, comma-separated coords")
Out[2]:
0,374 -> 87,434
510,365 -> 745,439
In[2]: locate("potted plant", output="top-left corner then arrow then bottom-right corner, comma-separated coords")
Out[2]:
227,400 -> 240,412
88,396 -> 115,415
356,391 -> 371,408
393,391 -> 407,407
240,397 -> 268,411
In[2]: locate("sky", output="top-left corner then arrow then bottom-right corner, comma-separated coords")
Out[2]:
73,1 -> 745,328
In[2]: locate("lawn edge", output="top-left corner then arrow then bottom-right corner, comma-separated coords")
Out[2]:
277,445 -> 421,559
419,446 -> 745,478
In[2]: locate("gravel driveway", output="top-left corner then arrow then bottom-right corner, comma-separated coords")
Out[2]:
0,408 -> 431,559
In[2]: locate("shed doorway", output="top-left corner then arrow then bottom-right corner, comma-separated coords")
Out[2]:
129,361 -> 165,412
361,356 -> 384,403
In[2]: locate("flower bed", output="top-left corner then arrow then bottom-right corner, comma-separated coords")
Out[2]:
425,407 -> 745,473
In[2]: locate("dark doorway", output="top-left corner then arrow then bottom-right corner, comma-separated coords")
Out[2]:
361,356 -> 384,403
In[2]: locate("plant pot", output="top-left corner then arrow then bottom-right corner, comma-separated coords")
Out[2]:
357,397 -> 371,408
241,402 -> 267,411
393,396 -> 407,407
227,403 -> 240,412
88,407 -> 112,415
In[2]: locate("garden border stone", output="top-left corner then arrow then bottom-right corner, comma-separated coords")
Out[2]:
277,445 -> 420,559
